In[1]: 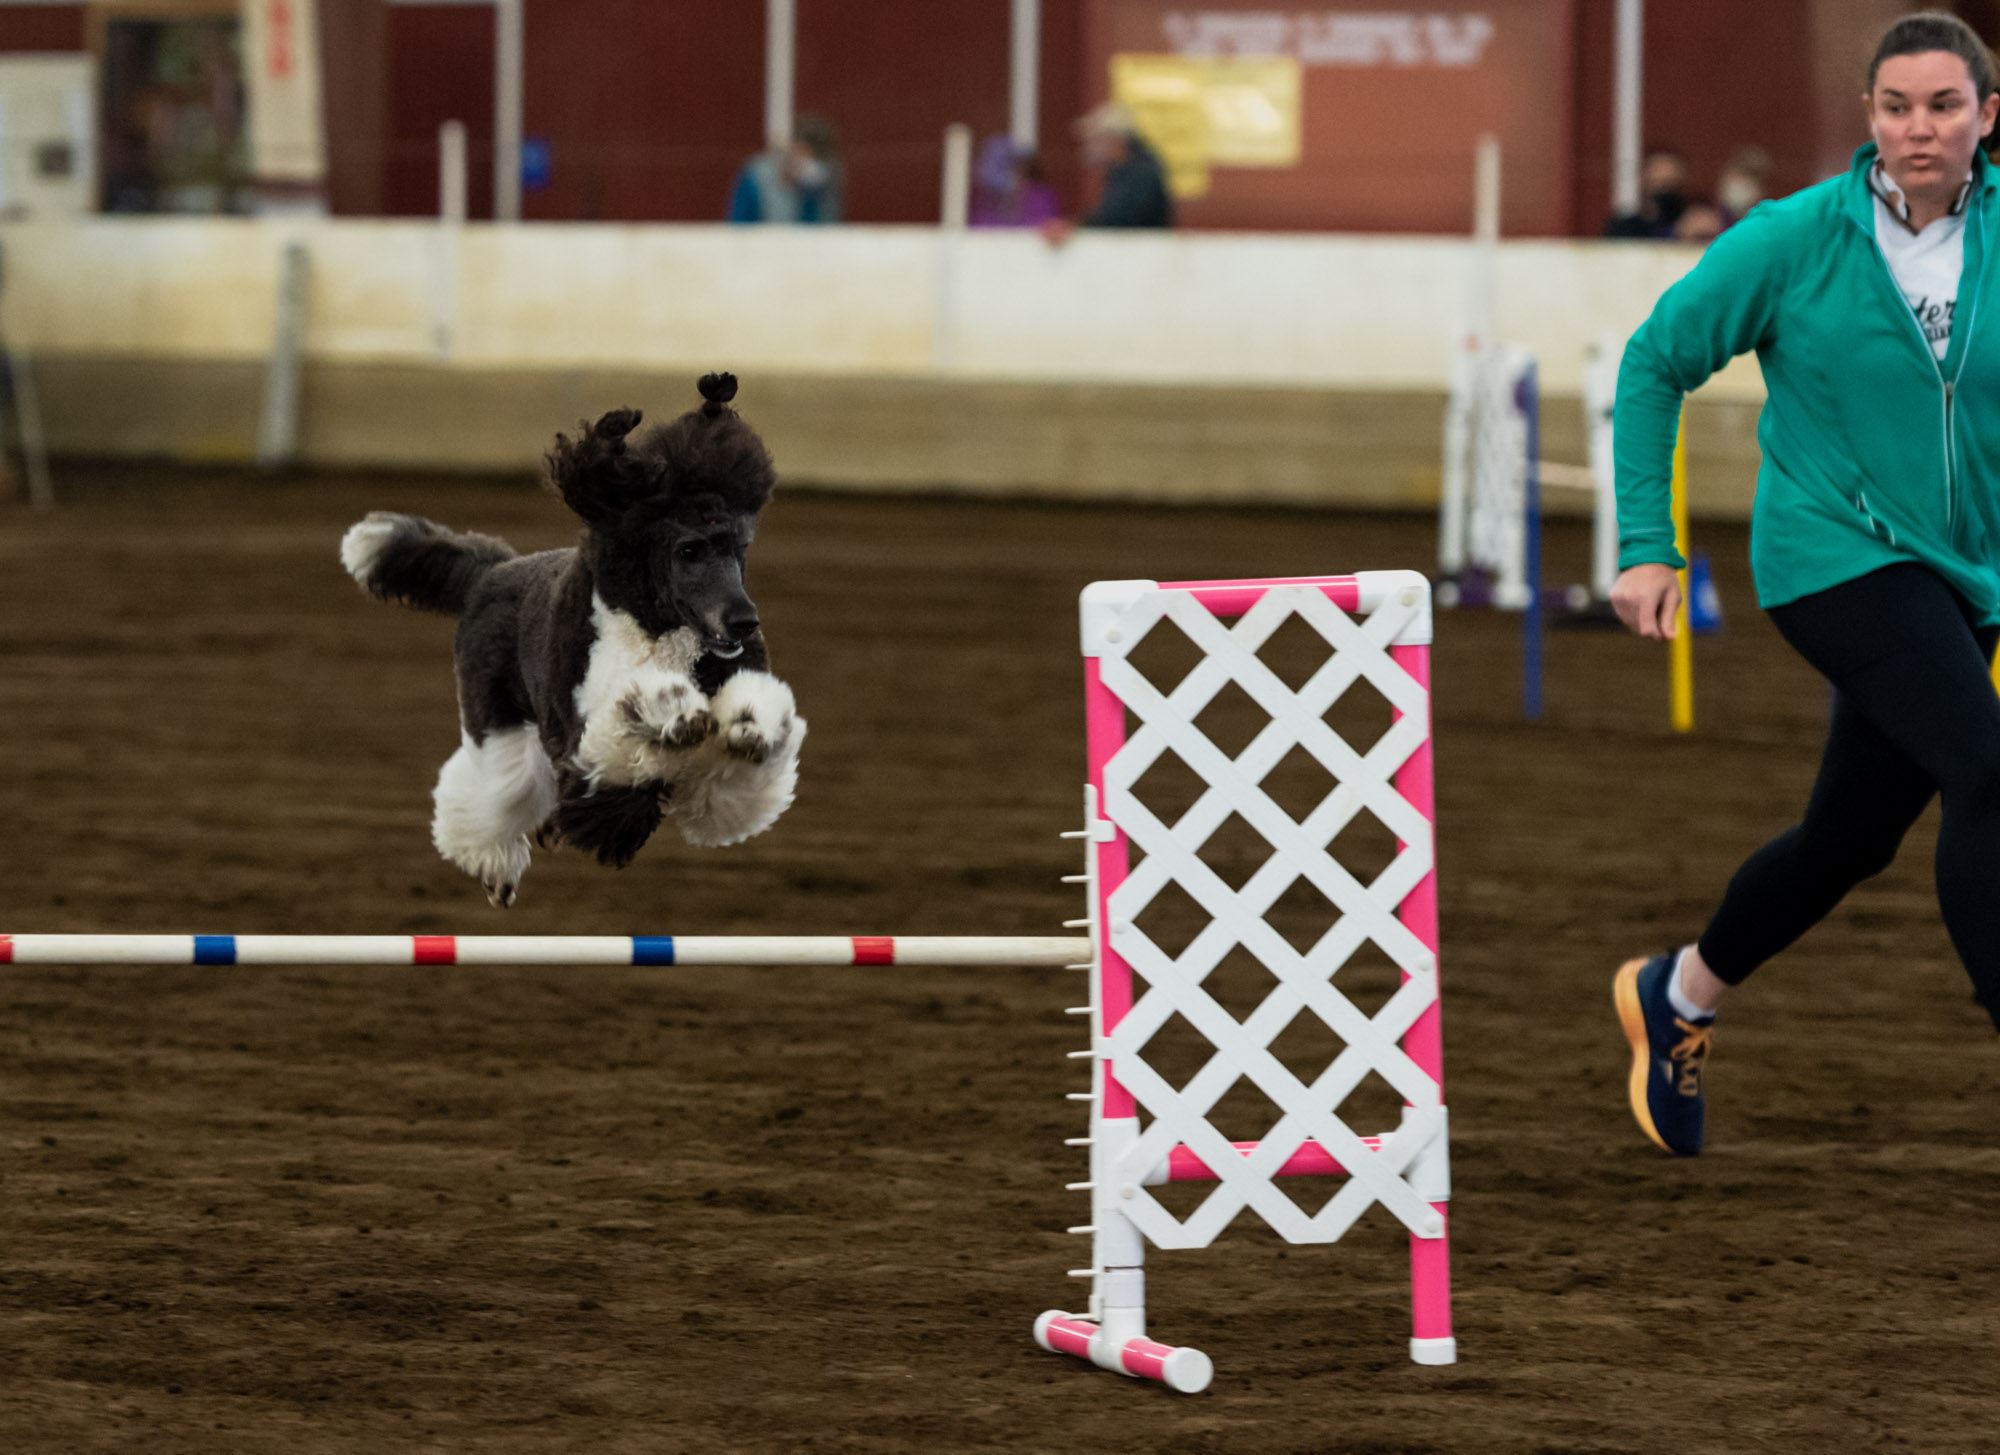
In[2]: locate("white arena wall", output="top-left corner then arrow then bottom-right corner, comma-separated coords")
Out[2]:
0,218 -> 1767,514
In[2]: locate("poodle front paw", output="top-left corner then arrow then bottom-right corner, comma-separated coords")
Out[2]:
484,876 -> 518,910
720,706 -> 780,763
621,678 -> 716,750
711,671 -> 800,765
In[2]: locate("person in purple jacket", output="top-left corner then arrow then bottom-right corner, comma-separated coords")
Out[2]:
970,135 -> 1061,228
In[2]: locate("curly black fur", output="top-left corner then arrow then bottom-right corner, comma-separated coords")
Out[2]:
543,378 -> 772,528
550,774 -> 667,869
539,386 -> 776,642
347,512 -> 518,615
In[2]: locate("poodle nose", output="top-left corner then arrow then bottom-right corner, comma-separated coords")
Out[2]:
724,602 -> 760,639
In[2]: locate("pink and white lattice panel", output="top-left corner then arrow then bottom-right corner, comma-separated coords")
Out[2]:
1042,571 -> 1452,1393
1082,572 -> 1447,1249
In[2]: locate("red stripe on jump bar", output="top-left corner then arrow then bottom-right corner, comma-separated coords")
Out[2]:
412,935 -> 457,965
850,936 -> 895,965
0,935 -> 11,964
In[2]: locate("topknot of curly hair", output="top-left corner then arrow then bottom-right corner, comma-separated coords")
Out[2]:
697,372 -> 739,417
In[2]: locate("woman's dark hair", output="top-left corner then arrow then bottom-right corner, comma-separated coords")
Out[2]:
1868,11 -> 1997,99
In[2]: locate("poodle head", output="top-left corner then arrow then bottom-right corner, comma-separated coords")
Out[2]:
545,374 -> 777,650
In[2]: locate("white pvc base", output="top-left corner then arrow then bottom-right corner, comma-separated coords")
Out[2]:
1410,1335 -> 1458,1365
1033,1310 -> 1214,1394
1156,1345 -> 1215,1394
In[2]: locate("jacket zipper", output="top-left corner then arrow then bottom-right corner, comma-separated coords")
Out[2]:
1945,380 -> 1957,534
1949,203 -> 1984,534
1852,209 -> 1974,533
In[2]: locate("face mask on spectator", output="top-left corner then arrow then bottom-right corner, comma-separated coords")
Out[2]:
794,157 -> 829,190
1720,176 -> 1761,214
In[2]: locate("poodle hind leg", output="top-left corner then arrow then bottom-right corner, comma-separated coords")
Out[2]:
551,772 -> 666,869
432,725 -> 560,907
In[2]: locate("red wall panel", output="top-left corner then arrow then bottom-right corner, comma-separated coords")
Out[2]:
794,0 -> 1011,225
1080,0 -> 1577,235
367,0 -> 1846,235
1570,0 -> 1815,235
322,0 -> 387,217
0,5 -> 85,52
1037,0 -> 1091,215
386,4 -> 494,218
520,0 -> 763,222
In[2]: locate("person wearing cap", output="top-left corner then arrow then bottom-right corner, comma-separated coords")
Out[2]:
1040,101 -> 1174,244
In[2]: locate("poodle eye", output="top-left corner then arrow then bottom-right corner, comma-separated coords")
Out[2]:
676,540 -> 706,563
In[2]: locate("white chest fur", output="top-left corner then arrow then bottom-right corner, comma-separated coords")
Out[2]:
572,596 -> 704,787
568,594 -> 805,847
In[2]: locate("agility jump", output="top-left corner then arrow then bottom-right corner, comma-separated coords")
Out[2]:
2,571 -> 1455,1397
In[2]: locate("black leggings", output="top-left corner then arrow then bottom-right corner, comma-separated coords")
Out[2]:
1697,563 -> 2000,1028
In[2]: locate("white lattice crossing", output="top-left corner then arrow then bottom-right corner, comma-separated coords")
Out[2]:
1094,581 -> 1442,1247
1039,571 -> 1455,1390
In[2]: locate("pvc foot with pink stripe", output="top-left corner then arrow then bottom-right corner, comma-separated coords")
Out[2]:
1033,1310 -> 1213,1395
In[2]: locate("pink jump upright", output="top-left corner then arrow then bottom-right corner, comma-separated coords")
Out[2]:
1035,572 -> 1454,1393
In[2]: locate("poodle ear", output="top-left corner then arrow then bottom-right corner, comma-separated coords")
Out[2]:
544,408 -> 652,522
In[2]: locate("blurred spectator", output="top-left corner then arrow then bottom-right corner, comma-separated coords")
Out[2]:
727,116 -> 842,224
1717,145 -> 1774,227
970,135 -> 1060,227
1672,203 -> 1724,244
1603,147 -> 1688,239
1041,102 -> 1173,244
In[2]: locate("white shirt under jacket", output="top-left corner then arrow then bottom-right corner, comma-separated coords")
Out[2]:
1871,162 -> 1970,361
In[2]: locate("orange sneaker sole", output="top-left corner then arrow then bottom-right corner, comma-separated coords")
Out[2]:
1614,957 -> 1671,1154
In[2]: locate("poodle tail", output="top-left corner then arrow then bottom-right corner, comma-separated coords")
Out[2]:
340,511 -> 517,615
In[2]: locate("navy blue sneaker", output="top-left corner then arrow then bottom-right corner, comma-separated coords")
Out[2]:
1614,954 -> 1713,1156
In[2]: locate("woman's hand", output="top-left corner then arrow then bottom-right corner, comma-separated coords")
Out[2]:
1610,563 -> 1684,640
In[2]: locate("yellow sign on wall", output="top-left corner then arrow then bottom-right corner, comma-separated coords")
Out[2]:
1110,54 -> 1302,199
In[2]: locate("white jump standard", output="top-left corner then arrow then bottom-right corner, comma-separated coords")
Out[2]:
1037,572 -> 1455,1393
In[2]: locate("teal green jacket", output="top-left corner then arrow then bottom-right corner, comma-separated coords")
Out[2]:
1616,143 -> 2000,623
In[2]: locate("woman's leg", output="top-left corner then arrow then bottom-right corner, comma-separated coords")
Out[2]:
1695,690 -> 1936,985
1701,564 -> 2000,1023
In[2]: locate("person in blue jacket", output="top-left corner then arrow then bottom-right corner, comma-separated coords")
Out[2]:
728,116 -> 842,225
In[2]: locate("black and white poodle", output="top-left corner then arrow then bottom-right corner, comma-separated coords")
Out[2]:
339,373 -> 804,907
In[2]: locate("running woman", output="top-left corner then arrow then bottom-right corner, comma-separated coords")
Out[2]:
1611,12 -> 2000,1155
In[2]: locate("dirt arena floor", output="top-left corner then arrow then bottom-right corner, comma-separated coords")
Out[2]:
2,465 -> 1997,1454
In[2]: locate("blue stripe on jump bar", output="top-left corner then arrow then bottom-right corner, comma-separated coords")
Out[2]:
630,937 -> 675,966
192,935 -> 237,965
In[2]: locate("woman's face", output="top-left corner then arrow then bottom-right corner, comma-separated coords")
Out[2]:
1867,50 -> 2000,198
